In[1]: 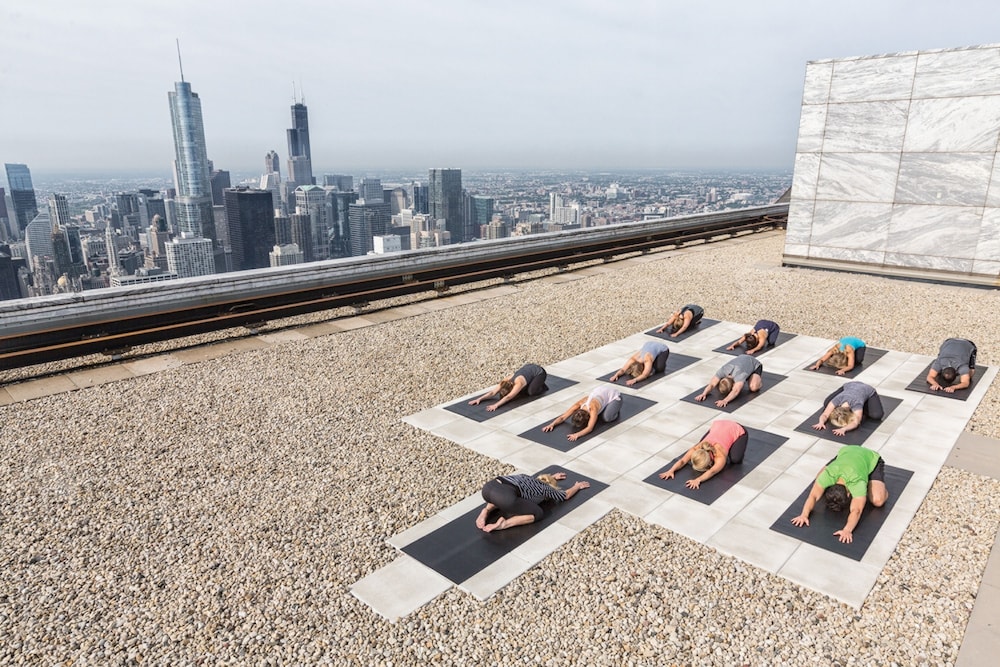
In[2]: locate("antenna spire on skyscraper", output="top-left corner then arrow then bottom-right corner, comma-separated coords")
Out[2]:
176,39 -> 185,82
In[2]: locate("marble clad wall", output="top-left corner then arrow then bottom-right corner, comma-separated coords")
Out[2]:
783,44 -> 1000,281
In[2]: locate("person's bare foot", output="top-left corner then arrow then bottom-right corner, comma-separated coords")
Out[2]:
483,517 -> 506,533
475,506 -> 493,529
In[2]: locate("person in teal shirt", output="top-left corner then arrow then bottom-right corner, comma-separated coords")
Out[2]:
790,446 -> 887,544
809,336 -> 867,375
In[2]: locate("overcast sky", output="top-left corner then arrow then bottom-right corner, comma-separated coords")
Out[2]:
3,0 -> 999,175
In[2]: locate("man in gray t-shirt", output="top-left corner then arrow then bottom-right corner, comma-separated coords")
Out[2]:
927,338 -> 977,393
696,355 -> 763,408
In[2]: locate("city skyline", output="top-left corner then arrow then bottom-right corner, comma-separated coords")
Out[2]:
3,1 -> 1000,174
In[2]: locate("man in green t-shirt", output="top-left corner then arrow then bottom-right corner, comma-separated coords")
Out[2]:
790,446 -> 888,544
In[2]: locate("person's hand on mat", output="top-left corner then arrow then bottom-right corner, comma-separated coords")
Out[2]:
695,393 -> 708,402
791,514 -> 809,527
554,472 -> 567,481
834,529 -> 853,544
943,385 -> 958,394
625,377 -> 640,387
812,421 -> 826,431
809,361 -> 821,371
485,403 -> 500,412
835,369 -> 847,376
468,397 -> 482,405
567,432 -> 582,442
658,469 -> 675,480
542,423 -> 557,432
574,481 -> 591,490
831,427 -> 847,436
685,478 -> 702,489
714,399 -> 728,408
929,383 -> 942,391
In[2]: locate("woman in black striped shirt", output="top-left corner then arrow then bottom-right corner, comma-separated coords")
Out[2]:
476,472 -> 591,532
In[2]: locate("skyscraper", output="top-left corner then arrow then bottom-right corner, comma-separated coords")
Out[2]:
223,187 -> 276,271
4,163 -> 38,235
468,195 -> 495,237
168,78 -> 215,243
0,187 -> 10,241
165,235 -> 214,279
265,150 -> 280,176
347,201 -> 391,257
429,168 -> 464,243
286,102 -> 313,189
294,185 -> 329,261
358,177 -> 383,204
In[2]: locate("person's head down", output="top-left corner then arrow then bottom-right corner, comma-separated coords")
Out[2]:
717,377 -> 734,397
570,408 -> 590,429
690,441 -> 715,472
498,379 -> 515,397
829,405 -> 853,428
536,474 -> 560,489
940,367 -> 958,384
824,483 -> 850,512
626,361 -> 644,378
825,351 -> 849,369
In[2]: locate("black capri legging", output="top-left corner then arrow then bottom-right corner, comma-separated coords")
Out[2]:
652,349 -> 670,373
481,478 -> 544,521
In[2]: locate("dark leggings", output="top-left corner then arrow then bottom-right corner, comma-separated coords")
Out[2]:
482,478 -> 543,521
824,385 -> 884,421
652,349 -> 670,373
853,346 -> 867,364
525,368 -> 548,396
599,397 -> 622,423
699,427 -> 748,465
967,340 -> 978,371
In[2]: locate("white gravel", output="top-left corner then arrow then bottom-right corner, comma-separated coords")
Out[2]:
1,231 -> 998,665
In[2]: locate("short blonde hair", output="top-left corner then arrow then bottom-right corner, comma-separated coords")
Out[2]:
536,474 -> 560,489
825,352 -> 848,369
690,442 -> 715,472
717,377 -> 734,397
498,379 -> 515,397
829,405 -> 853,428
626,361 -> 644,378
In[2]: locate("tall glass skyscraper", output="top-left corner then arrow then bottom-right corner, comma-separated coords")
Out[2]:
429,168 -> 464,243
4,163 -> 38,235
286,103 -> 313,188
168,80 -> 215,243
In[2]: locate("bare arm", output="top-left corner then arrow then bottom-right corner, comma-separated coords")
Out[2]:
839,346 -> 856,374
562,480 -> 591,500
812,402 -> 836,430
791,481 -> 824,527
626,356 -> 655,386
835,496 -> 867,543
469,383 -> 502,405
715,380 -> 744,408
696,377 -> 718,402
659,446 -> 696,479
610,354 -> 638,382
671,311 -> 693,337
656,311 -> 681,333
810,344 -> 838,371
944,372 -> 971,393
686,446 -> 727,489
486,376 -> 527,411
926,367 -> 943,391
543,397 -> 584,431
568,404 -> 600,441
831,409 -> 863,436
746,329 -> 766,355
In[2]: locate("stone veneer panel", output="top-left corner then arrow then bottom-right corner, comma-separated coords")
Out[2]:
785,43 -> 1000,283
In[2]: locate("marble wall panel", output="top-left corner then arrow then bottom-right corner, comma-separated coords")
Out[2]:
785,200 -> 815,244
791,153 -> 822,200
829,55 -> 916,102
903,96 -> 1000,153
894,153 -> 993,206
807,245 -> 885,265
783,243 -> 809,258
988,164 -> 1000,208
887,204 -> 982,259
913,47 -> 1000,98
972,259 -> 1000,275
796,105 -> 827,153
823,101 -> 909,152
810,201 -> 892,250
814,153 -> 901,203
802,62 -> 833,104
883,252 -> 973,273
977,208 -> 1000,261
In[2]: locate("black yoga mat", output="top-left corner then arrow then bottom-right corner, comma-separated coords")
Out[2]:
802,348 -> 888,379
444,375 -> 578,422
793,396 -> 902,446
401,465 -> 609,584
904,362 -> 989,401
644,318 -> 720,343
519,395 -> 658,452
596,353 -> 700,389
714,331 -> 797,356
769,464 -> 913,560
679,372 -> 788,414
643,426 -> 788,504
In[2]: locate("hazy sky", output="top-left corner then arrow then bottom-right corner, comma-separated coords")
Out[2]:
3,0 -> 1000,174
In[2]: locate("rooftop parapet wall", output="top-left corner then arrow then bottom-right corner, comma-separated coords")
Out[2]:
783,43 -> 1000,286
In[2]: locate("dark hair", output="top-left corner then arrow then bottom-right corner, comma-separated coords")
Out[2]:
940,367 -> 957,384
742,332 -> 758,349
570,409 -> 590,429
824,484 -> 850,512
498,380 -> 515,397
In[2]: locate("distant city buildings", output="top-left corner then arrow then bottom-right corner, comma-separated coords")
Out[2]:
224,187 -> 275,271
4,163 -> 38,235
429,168 -> 464,243
165,234 -> 214,279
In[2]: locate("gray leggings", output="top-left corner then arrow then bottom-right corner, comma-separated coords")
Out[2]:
599,397 -> 622,423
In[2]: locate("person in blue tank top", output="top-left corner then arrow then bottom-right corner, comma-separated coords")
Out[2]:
809,336 -> 867,375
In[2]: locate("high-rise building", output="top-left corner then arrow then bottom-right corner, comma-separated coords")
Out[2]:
48,194 -> 71,229
24,212 -> 54,273
274,215 -> 292,246
0,187 -> 11,241
223,187 -> 276,271
4,163 -> 38,235
429,168 -> 464,243
468,195 -> 494,238
286,102 -> 313,189
210,169 -> 231,206
168,78 -> 216,244
328,190 -> 358,258
289,213 -> 313,263
265,150 -> 280,176
359,177 -> 383,204
294,185 -> 329,261
411,182 -> 429,215
165,235 -> 214,278
269,243 -> 304,267
347,202 -> 390,256
0,243 -> 28,300
323,174 -> 353,191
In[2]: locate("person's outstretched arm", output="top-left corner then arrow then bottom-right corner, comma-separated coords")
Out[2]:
610,354 -> 637,382
926,367 -> 943,391
838,347 -> 856,375
562,480 -> 591,500
470,383 -> 502,405
656,311 -> 680,333
831,409 -> 863,436
486,376 -> 528,411
626,357 -> 655,386
945,373 -> 972,393
659,446 -> 696,480
543,398 -> 584,431
812,402 -> 835,430
715,380 -> 744,408
746,330 -> 766,355
671,311 -> 693,337
695,378 -> 716,402
568,405 -> 600,441
809,344 -> 837,371
791,481 -> 824,527
686,450 -> 726,489
835,496 -> 867,543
